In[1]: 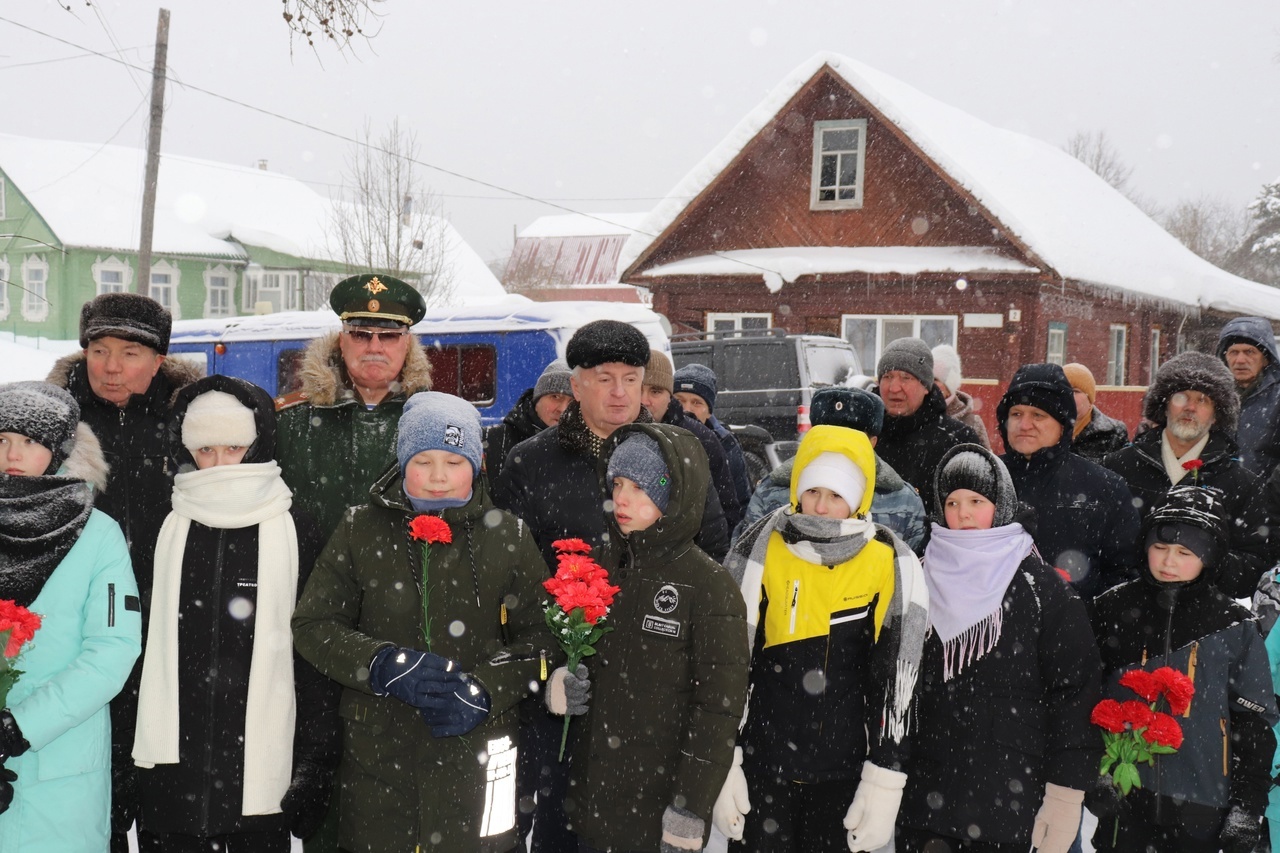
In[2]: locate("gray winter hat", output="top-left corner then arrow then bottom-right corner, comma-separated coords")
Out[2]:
607,433 -> 671,513
877,338 -> 934,387
0,381 -> 81,474
934,443 -> 1018,528
397,391 -> 483,478
533,359 -> 573,402
1142,351 -> 1239,436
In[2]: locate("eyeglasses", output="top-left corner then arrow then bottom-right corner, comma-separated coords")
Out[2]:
344,329 -> 408,344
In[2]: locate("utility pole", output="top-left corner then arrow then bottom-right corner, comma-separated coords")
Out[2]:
137,8 -> 170,295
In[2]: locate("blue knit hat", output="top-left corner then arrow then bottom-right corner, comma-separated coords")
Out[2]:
397,391 -> 483,479
607,433 -> 671,513
673,363 -> 718,412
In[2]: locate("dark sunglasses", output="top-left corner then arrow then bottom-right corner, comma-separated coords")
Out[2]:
345,329 -> 408,344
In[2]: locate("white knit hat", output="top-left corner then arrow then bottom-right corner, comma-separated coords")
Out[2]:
182,390 -> 258,451
796,451 -> 868,511
932,344 -> 963,396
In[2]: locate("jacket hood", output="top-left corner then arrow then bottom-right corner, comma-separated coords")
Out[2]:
1142,351 -> 1240,437
503,387 -> 545,434
47,350 -> 203,413
788,424 -> 877,517
296,331 -> 433,407
170,375 -> 279,469
1215,316 -> 1279,364
600,422 -> 709,559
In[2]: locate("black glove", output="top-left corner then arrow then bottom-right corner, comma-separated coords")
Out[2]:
422,672 -> 491,738
1083,775 -> 1124,818
280,759 -> 332,840
111,755 -> 138,835
0,710 -> 29,761
368,646 -> 464,708
1219,804 -> 1262,853
0,766 -> 16,815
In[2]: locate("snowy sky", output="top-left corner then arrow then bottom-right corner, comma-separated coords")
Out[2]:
3,0 -> 1278,265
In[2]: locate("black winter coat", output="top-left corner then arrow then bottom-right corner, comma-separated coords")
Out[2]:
1217,316 -> 1280,481
483,387 -> 546,487
660,397 -> 742,532
1000,434 -> 1140,600
900,554 -> 1101,845
1102,430 -> 1274,598
493,403 -> 729,566
1072,406 -> 1130,462
876,384 -> 981,511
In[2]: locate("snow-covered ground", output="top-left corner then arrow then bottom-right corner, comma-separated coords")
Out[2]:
0,334 -> 80,383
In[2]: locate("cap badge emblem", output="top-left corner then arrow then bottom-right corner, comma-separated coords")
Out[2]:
367,299 -> 381,312
364,277 -> 388,296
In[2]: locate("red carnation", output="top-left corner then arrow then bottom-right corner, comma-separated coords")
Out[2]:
1151,666 -> 1195,716
1091,699 -> 1126,734
1143,712 -> 1184,750
1119,700 -> 1155,731
0,600 -> 42,659
1181,459 -> 1204,471
552,538 -> 592,554
408,514 -> 453,544
1119,669 -> 1162,704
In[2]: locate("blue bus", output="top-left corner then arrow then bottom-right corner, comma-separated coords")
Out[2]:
168,296 -> 670,426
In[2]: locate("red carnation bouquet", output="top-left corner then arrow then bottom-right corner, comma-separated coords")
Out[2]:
542,538 -> 620,760
408,515 -> 453,651
0,599 -> 43,708
1091,666 -> 1194,797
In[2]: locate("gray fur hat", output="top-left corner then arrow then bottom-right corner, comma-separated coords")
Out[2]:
877,337 -> 934,387
397,391 -> 483,478
0,381 -> 81,474
933,442 -> 1018,528
1142,351 -> 1239,436
79,292 -> 171,354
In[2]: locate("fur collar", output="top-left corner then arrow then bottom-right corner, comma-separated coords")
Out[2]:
64,423 -> 110,492
296,332 -> 433,407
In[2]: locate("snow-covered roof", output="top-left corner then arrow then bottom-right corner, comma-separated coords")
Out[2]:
639,247 -> 1037,294
518,212 -> 650,239
619,52 -> 1280,319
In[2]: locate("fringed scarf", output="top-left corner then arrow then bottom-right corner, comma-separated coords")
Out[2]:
725,507 -> 929,744
922,521 -> 1033,681
133,461 -> 297,816
0,473 -> 95,607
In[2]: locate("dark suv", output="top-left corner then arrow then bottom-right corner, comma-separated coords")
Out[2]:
670,329 -> 865,480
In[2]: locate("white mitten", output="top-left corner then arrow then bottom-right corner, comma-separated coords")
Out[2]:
844,762 -> 906,852
711,746 -> 751,841
1030,783 -> 1084,853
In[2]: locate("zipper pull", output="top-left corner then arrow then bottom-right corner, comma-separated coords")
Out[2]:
540,649 -> 548,682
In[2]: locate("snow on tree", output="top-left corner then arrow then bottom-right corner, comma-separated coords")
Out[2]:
1241,179 -> 1280,285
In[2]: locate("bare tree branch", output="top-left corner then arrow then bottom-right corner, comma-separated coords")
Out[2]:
1064,130 -> 1133,193
281,0 -> 385,54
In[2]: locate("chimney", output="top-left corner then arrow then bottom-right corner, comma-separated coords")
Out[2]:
256,159 -> 269,171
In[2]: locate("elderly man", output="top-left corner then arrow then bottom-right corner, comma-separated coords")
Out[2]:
874,337 -> 980,511
997,363 -> 1140,600
1103,352 -> 1272,599
737,386 -> 927,552
484,358 -> 573,485
642,349 -> 742,532
47,292 -> 201,853
1216,317 -> 1280,480
276,273 -> 431,533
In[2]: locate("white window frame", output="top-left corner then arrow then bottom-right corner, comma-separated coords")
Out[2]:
841,314 -> 957,372
0,256 -> 9,320
706,312 -> 772,338
149,260 -> 181,319
21,255 -> 49,321
244,269 -> 299,313
1107,324 -> 1129,386
203,264 -> 236,318
303,271 -> 341,311
92,255 -> 132,295
1149,328 -> 1162,384
1046,322 -> 1067,366
810,119 -> 868,210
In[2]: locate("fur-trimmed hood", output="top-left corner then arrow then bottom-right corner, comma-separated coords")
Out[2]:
62,422 -> 110,492
1142,351 -> 1240,437
46,350 -> 204,410
295,331 -> 432,407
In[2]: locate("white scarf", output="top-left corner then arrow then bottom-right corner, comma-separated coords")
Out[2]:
133,462 -> 298,816
1161,430 -> 1210,485
923,522 -> 1033,681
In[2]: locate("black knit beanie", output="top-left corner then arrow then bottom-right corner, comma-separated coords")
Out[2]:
997,363 -> 1076,433
933,443 -> 1018,527
1142,485 -> 1227,570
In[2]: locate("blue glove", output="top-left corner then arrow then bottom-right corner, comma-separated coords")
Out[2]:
368,646 -> 464,708
422,672 -> 491,738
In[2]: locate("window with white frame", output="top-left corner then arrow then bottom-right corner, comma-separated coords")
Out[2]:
21,255 -> 49,321
811,119 -> 868,210
706,312 -> 771,337
0,257 -> 9,320
1149,328 -> 1162,384
841,314 -> 957,376
92,255 -> 131,295
1107,324 -> 1128,386
1046,322 -> 1067,366
203,265 -> 235,317
303,271 -> 341,311
244,269 -> 299,312
149,261 -> 180,318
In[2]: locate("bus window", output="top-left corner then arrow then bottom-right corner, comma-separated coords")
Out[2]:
277,349 -> 306,396
423,344 -> 497,405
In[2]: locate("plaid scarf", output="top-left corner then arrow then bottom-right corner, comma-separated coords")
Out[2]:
725,507 -> 929,744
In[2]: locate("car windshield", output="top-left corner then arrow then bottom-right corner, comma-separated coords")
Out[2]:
805,344 -> 860,387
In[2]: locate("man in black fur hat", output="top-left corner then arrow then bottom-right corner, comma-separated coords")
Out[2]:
46,292 -> 201,853
1103,351 -> 1273,599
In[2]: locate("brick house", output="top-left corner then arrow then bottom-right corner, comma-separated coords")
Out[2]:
617,52 -> 1280,431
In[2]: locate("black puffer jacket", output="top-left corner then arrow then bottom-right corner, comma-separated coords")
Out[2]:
1103,430 -> 1272,598
1073,406 -> 1129,462
1217,316 -> 1280,480
137,376 -> 340,839
900,554 -> 1100,845
483,387 -> 546,486
493,402 -> 729,566
876,384 -> 980,511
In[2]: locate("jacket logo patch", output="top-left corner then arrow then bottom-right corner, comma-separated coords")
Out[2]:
444,424 -> 464,447
642,615 -> 681,638
654,584 -> 680,614
1236,696 -> 1266,713
125,595 -> 141,612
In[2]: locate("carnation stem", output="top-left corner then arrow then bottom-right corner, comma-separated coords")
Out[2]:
558,651 -> 581,761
